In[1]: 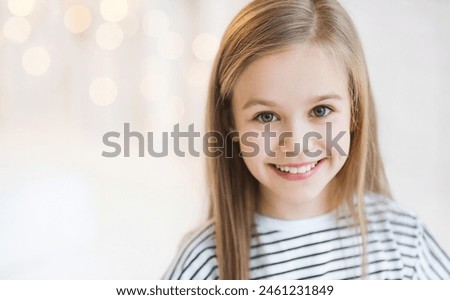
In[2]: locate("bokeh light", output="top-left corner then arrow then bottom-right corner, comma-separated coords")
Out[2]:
90,77 -> 117,106
192,33 -> 220,61
96,22 -> 124,50
100,0 -> 128,23
7,0 -> 35,17
120,14 -> 140,38
22,47 -> 50,76
185,62 -> 211,87
140,72 -> 168,102
3,17 -> 31,44
157,95 -> 185,124
157,32 -> 184,60
142,10 -> 170,38
64,5 -> 92,34
142,55 -> 169,77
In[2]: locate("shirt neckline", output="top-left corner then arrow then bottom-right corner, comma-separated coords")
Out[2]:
254,209 -> 340,231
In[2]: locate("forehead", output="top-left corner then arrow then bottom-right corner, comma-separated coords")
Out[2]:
232,45 -> 348,106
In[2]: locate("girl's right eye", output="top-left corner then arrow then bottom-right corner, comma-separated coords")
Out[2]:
256,112 -> 279,123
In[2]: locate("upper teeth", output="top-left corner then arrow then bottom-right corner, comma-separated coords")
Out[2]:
275,161 -> 318,174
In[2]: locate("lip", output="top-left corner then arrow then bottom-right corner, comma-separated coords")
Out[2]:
275,161 -> 320,168
270,158 -> 326,181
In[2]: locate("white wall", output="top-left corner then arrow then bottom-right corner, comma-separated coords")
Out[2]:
0,0 -> 448,279
342,0 -> 450,261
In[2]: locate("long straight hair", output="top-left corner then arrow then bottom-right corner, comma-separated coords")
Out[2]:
205,0 -> 392,279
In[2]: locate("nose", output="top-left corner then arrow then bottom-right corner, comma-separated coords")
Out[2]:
278,121 -> 321,159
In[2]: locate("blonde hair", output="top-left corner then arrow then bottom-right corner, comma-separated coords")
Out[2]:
205,0 -> 392,279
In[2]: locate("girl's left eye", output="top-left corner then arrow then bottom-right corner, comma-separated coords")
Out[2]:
256,112 -> 279,123
311,105 -> 332,118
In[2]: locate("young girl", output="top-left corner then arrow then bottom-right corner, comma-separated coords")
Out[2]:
163,0 -> 450,280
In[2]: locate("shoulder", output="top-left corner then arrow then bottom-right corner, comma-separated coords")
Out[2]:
363,192 -> 423,244
363,193 -> 450,279
162,219 -> 218,280
348,193 -> 423,254
363,192 -> 420,227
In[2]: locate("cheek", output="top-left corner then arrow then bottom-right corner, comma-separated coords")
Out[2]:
313,119 -> 350,159
239,134 -> 267,161
238,134 -> 271,180
327,122 -> 351,160
238,125 -> 283,161
336,131 -> 351,160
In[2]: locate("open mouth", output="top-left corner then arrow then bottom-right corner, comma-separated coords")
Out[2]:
270,158 -> 325,175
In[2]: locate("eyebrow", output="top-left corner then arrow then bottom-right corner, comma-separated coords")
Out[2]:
242,94 -> 342,110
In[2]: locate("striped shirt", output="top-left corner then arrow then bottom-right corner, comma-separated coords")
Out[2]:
163,193 -> 450,280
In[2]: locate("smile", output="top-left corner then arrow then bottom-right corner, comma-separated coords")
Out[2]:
274,161 -> 319,174
269,158 -> 325,181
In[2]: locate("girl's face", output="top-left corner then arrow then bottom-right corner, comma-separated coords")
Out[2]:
231,45 -> 351,219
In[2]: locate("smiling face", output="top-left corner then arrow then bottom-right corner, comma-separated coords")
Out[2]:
231,45 -> 352,219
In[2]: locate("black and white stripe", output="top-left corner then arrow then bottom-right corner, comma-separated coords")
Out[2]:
163,193 -> 450,280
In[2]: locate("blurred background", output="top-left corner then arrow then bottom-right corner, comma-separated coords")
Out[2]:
0,0 -> 449,279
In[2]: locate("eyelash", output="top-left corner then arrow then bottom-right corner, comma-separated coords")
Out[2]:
254,105 -> 334,123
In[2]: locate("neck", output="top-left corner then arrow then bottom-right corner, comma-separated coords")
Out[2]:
257,183 -> 334,220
